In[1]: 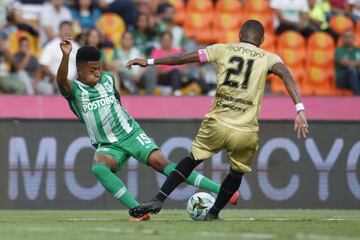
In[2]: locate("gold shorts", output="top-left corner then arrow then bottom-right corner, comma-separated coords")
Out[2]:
191,118 -> 258,172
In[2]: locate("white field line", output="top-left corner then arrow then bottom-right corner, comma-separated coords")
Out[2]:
200,231 -> 275,239
63,217 -> 360,222
296,233 -> 360,240
153,217 -> 360,222
15,227 -> 66,232
95,227 -> 159,235
66,218 -> 114,221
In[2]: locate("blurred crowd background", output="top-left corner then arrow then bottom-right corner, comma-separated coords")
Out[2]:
0,0 -> 360,96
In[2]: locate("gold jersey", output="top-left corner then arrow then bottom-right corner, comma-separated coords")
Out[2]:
202,42 -> 283,132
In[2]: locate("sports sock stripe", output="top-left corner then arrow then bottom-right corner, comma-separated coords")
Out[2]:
114,187 -> 127,199
194,175 -> 204,187
173,169 -> 186,180
159,191 -> 168,197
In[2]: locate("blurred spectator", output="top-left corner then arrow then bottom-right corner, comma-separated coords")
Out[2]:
39,0 -> 72,46
1,5 -> 38,39
13,36 -> 41,94
113,31 -> 144,94
155,2 -> 187,50
71,0 -> 101,32
334,29 -> 360,95
270,0 -> 314,38
132,13 -> 156,57
97,0 -> 137,30
84,28 -> 104,49
348,0 -> 360,21
328,0 -> 351,16
0,36 -> 26,94
17,0 -> 46,3
39,21 -> 79,94
83,28 -> 116,71
308,0 -> 339,41
134,0 -> 157,16
0,0 -> 6,29
148,31 -> 183,95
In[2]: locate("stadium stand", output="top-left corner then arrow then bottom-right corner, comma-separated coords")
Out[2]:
96,13 -> 126,48
1,0 -> 360,96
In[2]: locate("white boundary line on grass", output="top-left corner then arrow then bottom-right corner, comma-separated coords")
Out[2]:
67,218 -> 114,221
296,232 -> 360,240
200,231 -> 275,239
64,217 -> 360,222
153,218 -> 360,221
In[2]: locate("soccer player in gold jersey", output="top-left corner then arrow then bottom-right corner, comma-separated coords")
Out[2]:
126,20 -> 309,220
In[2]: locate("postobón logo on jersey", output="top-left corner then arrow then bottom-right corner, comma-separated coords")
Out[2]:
83,95 -> 115,112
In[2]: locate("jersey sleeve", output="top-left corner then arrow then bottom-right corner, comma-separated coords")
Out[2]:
63,80 -> 76,100
267,52 -> 283,71
199,44 -> 226,63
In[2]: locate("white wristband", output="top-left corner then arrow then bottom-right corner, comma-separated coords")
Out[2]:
295,103 -> 305,112
147,58 -> 154,65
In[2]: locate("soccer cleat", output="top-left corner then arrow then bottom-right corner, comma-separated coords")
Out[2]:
129,200 -> 163,218
129,213 -> 150,222
204,212 -> 222,221
229,190 -> 240,205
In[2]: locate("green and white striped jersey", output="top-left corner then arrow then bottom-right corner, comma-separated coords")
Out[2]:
66,71 -> 139,144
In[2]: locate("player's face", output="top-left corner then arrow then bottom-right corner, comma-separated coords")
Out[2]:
78,61 -> 102,86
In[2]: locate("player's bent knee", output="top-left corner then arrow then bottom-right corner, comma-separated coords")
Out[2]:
148,150 -> 168,171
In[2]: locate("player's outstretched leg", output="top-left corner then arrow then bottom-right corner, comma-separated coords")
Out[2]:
129,156 -> 201,217
204,169 -> 244,221
92,163 -> 139,208
149,151 -> 240,205
164,162 -> 240,205
92,163 -> 151,221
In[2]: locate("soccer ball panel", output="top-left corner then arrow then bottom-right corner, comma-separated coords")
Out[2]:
187,192 -> 215,221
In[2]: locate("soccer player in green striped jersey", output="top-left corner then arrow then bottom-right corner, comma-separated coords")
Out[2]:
56,38 -> 239,221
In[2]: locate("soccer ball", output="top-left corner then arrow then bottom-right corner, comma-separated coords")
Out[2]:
187,192 -> 215,221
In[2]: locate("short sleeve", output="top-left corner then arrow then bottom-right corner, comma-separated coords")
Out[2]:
267,52 -> 283,70
64,80 -> 76,100
205,44 -> 226,63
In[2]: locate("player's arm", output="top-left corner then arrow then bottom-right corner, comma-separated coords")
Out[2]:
126,51 -> 200,68
56,37 -> 73,97
271,62 -> 309,139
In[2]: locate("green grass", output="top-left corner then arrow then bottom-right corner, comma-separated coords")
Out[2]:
0,210 -> 359,240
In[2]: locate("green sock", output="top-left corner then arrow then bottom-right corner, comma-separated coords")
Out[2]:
163,162 -> 220,194
92,163 -> 139,209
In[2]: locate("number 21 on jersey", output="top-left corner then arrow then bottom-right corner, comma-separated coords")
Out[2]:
223,56 -> 255,89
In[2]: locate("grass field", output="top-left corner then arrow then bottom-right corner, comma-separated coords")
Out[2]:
0,210 -> 359,240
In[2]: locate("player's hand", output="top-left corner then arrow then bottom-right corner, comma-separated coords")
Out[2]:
126,58 -> 148,69
294,111 -> 309,139
60,37 -> 72,56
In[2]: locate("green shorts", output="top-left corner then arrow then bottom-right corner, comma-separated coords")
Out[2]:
95,128 -> 159,173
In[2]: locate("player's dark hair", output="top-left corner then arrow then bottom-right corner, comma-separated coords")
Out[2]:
240,20 -> 265,46
76,46 -> 101,66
